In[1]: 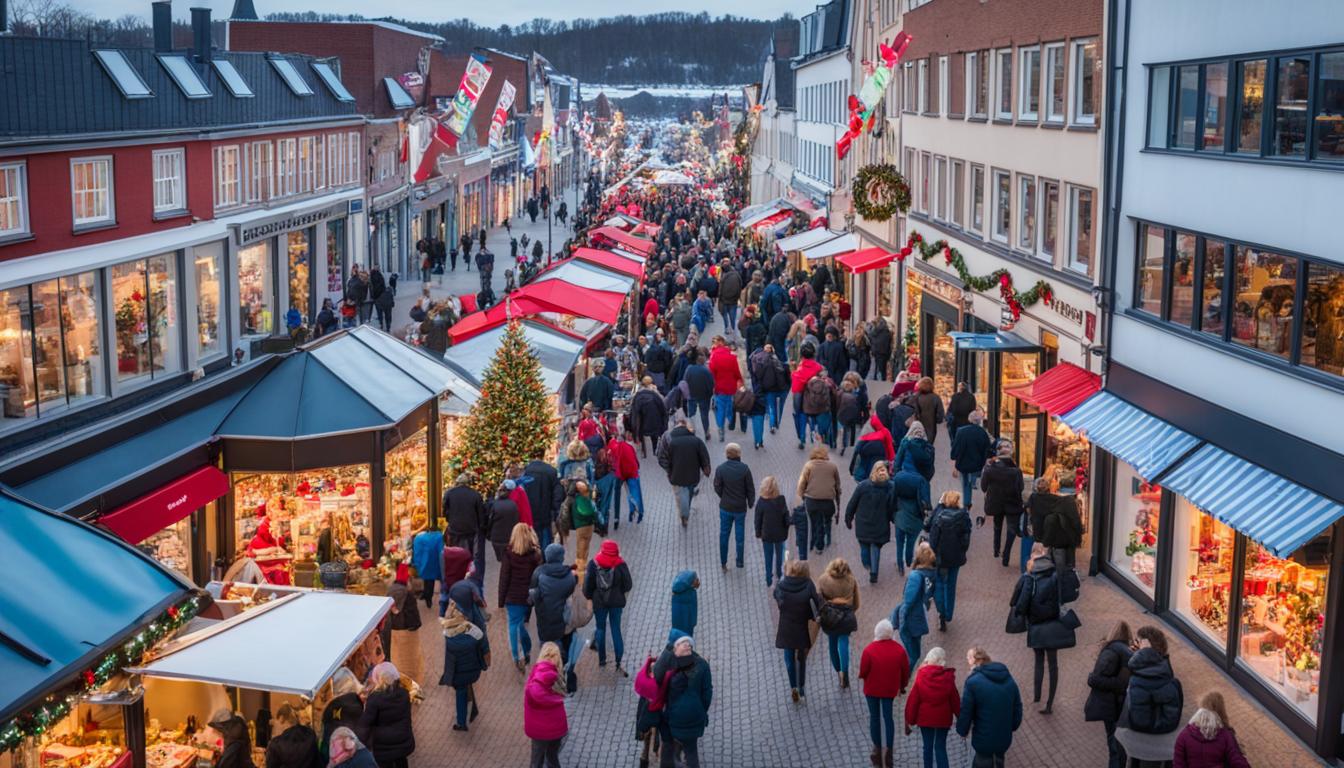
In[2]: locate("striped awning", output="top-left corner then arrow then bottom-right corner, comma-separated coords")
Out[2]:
1059,391 -> 1200,480
1160,445 -> 1344,558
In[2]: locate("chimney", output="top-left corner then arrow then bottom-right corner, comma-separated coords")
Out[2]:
190,7 -> 211,64
152,0 -> 171,53
229,0 -> 258,21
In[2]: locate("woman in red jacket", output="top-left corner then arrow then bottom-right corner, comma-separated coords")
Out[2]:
904,647 -> 961,768
1173,691 -> 1251,768
859,618 -> 910,768
607,430 -> 644,525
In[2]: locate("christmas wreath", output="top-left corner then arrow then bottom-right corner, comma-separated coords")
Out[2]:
852,163 -> 910,222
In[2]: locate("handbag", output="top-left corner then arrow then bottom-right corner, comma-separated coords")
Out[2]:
1005,576 -> 1032,635
818,601 -> 848,632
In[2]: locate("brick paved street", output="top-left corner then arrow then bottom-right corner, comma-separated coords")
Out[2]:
403,263 -> 1327,767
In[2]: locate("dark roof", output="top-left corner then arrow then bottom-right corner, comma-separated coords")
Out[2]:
771,24 -> 800,110
796,0 -> 850,64
0,36 -> 359,142
0,489 -> 189,724
230,0 -> 258,20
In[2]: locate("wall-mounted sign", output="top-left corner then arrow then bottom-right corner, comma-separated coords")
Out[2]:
398,72 -> 425,104
235,203 -> 347,245
1045,295 -> 1086,326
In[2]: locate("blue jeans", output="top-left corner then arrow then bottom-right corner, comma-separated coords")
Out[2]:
596,473 -> 618,517
858,542 -> 883,580
866,696 -> 896,748
921,727 -> 950,768
454,686 -> 470,727
764,390 -> 784,429
565,632 -> 583,675
594,606 -> 624,665
762,540 -> 784,584
719,509 -> 746,567
899,629 -> 921,674
783,648 -> 808,694
815,412 -> 833,446
960,471 -> 981,512
674,485 -> 695,521
712,394 -> 734,433
614,476 -> 644,521
934,566 -> 960,622
827,632 -> 851,674
536,525 -> 553,553
750,414 -> 765,446
895,529 -> 918,569
687,397 -> 710,433
506,603 -> 532,662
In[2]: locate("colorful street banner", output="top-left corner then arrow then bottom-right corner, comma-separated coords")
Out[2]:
487,80 -> 517,150
443,54 -> 492,140
837,31 -> 912,160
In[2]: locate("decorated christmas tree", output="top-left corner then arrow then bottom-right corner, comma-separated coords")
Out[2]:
449,321 -> 556,496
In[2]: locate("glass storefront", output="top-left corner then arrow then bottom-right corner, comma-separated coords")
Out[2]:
239,242 -> 273,336
3,273 -> 103,427
138,512 -> 195,580
930,315 -> 955,404
1238,534 -> 1329,721
1111,461 -> 1161,594
193,243 -> 223,359
233,465 -> 372,584
111,254 -> 179,382
327,219 -> 347,295
287,228 -> 312,323
999,352 -> 1040,476
386,427 -> 430,555
1171,499 -> 1234,645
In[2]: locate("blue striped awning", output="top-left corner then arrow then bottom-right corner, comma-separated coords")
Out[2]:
1160,445 -> 1344,558
1059,391 -> 1201,480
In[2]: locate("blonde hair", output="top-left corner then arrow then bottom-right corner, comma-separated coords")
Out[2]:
330,667 -> 360,697
725,442 -> 742,459
509,522 -> 539,556
969,647 -> 992,666
537,641 -> 563,669
760,476 -> 781,498
274,703 -> 298,727
923,647 -> 947,667
785,559 -> 811,579
824,558 -> 852,580
1192,692 -> 1231,739
912,541 -> 937,570
869,463 -> 890,482
808,445 -> 830,461
566,440 -> 590,461
939,490 -> 962,507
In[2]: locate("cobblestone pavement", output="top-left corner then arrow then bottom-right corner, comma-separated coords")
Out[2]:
401,263 -> 1326,766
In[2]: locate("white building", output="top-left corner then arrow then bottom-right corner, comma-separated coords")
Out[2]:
792,0 -> 854,213
750,26 -> 800,206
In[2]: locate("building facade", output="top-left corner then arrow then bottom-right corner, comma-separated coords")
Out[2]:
1097,0 -> 1344,756
792,0 -> 854,216
750,25 -> 800,207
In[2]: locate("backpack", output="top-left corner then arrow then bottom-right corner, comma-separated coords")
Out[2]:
1126,676 -> 1184,735
594,566 -> 616,601
732,388 -> 756,413
803,375 -> 832,415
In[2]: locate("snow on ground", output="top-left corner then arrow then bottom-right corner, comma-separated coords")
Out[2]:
586,83 -> 744,99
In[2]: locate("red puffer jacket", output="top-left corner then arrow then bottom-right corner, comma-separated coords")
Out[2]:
607,438 -> 640,480
905,664 -> 961,729
707,346 -> 742,395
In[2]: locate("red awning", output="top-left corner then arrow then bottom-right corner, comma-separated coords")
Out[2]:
572,248 -> 645,279
1003,362 -> 1102,415
516,279 -> 626,324
588,226 -> 655,255
753,210 -> 792,230
835,247 -> 897,274
98,465 -> 230,544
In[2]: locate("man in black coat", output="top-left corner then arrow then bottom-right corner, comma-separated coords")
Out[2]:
443,474 -> 486,587
530,543 -> 576,643
712,443 -> 756,570
868,318 -> 893,381
642,332 -> 674,392
523,458 -> 564,550
980,446 -> 1026,566
768,309 -> 795,365
475,249 -> 494,292
663,418 -> 710,527
817,328 -> 849,382
345,268 -> 369,326
579,361 -> 615,412
681,355 -> 715,438
950,410 -> 994,513
629,378 -> 669,457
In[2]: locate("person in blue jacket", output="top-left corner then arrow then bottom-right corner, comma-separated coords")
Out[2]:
891,542 -> 935,674
670,569 -> 699,636
892,466 -> 932,575
658,634 -> 713,768
438,602 -> 486,732
682,354 -> 715,437
411,525 -> 444,609
956,647 -> 1024,768
894,421 -> 936,480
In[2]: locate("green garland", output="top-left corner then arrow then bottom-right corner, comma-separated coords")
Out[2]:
852,163 -> 911,222
0,593 -> 206,754
901,229 -> 1054,321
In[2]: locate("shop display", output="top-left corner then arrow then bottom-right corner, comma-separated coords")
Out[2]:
385,429 -> 430,556
137,518 -> 192,581
287,230 -> 311,323
193,244 -> 222,359
1110,463 -> 1160,594
1172,501 -> 1233,644
1042,418 -> 1088,494
233,466 -> 372,585
238,243 -> 272,337
998,352 -> 1039,477
1238,538 -> 1328,720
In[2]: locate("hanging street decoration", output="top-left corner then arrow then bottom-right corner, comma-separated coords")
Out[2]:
487,80 -> 517,150
442,54 -> 493,143
901,229 -> 1055,321
852,163 -> 911,222
0,594 -> 206,753
837,31 -> 913,159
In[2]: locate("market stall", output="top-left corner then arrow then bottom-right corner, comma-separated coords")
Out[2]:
445,319 -> 585,415
586,226 -> 655,257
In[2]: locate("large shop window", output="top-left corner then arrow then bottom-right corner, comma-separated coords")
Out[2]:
998,352 -> 1040,477
287,229 -> 312,323
1171,499 -> 1234,645
193,242 -> 223,359
326,219 -> 347,294
0,272 -> 105,426
386,428 -> 430,551
233,465 -> 372,585
111,254 -> 180,382
1111,462 -> 1160,595
1231,246 -> 1296,359
239,242 -> 273,336
1238,534 -> 1329,721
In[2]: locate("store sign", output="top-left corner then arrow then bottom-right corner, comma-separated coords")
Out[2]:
398,72 -> 425,104
236,204 -> 346,245
998,304 -> 1017,331
1085,311 -> 1097,341
907,266 -> 962,306
1046,295 -> 1086,326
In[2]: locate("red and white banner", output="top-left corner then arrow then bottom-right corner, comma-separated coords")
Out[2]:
487,80 -> 517,150
411,115 -> 458,184
443,54 -> 492,140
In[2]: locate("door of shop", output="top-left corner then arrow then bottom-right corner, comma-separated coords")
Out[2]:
955,324 -> 1046,476
919,294 -> 959,407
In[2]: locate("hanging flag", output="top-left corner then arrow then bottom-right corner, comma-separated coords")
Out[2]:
837,31 -> 913,160
443,54 -> 493,143
539,82 -> 556,167
411,114 -> 458,184
521,129 -> 537,173
487,80 -> 517,150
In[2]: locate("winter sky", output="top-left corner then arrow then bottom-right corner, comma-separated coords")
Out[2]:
113,0 -> 820,25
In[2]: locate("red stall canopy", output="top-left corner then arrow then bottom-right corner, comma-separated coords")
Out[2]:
1003,362 -> 1102,415
97,465 -> 230,545
588,226 -> 655,255
835,247 -> 897,273
447,282 -> 625,344
572,248 -> 645,280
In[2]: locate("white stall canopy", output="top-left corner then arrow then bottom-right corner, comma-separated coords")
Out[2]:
127,590 -> 392,697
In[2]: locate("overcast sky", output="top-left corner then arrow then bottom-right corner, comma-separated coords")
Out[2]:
109,0 -> 818,25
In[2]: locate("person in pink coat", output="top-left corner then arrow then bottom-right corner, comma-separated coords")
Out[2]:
524,642 -> 568,768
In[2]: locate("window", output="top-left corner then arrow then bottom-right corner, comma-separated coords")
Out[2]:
938,56 -> 949,116
917,59 -> 928,113
970,165 -> 985,233
1,272 -> 105,426
1040,43 -> 1066,123
1019,46 -> 1041,121
1198,238 -> 1226,337
1236,59 -> 1267,153
1230,246 -> 1296,359
314,135 -> 326,190
152,149 -> 185,213
1315,51 -> 1344,160
1136,224 -> 1166,315
159,55 -> 210,99
246,141 -> 272,203
1016,174 -> 1035,252
1174,65 -> 1200,148
212,59 -> 254,98
1170,231 -> 1197,326
1202,61 -> 1229,151
1110,460 -> 1160,595
92,50 -> 152,98
1067,186 -> 1093,274
277,138 -> 298,197
193,242 -> 223,359
903,147 -> 915,193
270,57 -> 314,96
996,49 -> 1013,119
951,159 -> 965,227
347,132 -> 360,185
1170,501 -> 1234,645
111,254 -> 180,382
934,156 -> 948,220
298,136 -> 316,194
904,63 -> 916,112
1041,180 -> 1059,258
1273,54 -> 1312,157
966,51 -> 985,117
1071,39 -> 1097,124
312,61 -> 355,102
239,242 -> 273,335
213,145 -> 240,209
328,133 -> 344,187
992,169 -> 1010,243
1149,66 -> 1173,147
920,152 -> 931,213
0,162 -> 28,236
1302,260 -> 1344,375
70,157 -> 114,226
